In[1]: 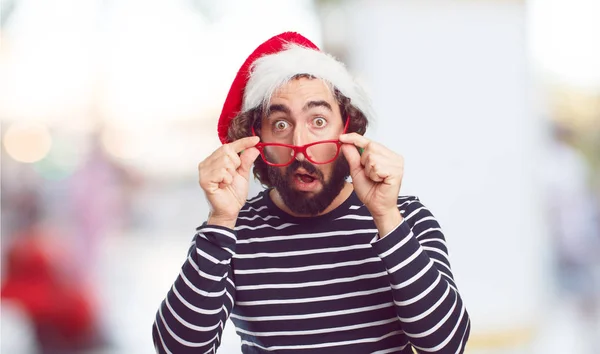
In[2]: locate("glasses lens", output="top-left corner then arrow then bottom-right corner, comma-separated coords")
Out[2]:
305,142 -> 339,164
263,145 -> 294,165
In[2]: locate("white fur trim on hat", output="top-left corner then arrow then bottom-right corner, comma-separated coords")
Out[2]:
242,44 -> 374,120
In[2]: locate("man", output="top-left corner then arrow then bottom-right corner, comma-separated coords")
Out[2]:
153,32 -> 470,353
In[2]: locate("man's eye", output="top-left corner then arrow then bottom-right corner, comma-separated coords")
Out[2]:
313,117 -> 327,127
274,121 -> 289,131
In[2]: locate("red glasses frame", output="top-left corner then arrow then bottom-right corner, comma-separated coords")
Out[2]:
252,118 -> 350,167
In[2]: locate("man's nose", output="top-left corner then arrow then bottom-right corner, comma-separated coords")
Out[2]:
293,127 -> 308,161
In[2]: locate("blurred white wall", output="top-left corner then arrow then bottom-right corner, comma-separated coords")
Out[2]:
341,0 -> 549,351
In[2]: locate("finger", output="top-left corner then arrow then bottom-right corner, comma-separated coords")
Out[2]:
210,154 -> 237,175
238,147 -> 261,179
198,150 -> 238,189
201,168 -> 233,193
363,159 -> 373,177
228,136 -> 261,154
368,166 -> 385,182
225,150 -> 242,169
210,169 -> 233,190
361,153 -> 388,183
360,142 -> 385,167
225,161 -> 238,177
341,143 -> 362,174
217,172 -> 234,191
361,150 -> 372,173
339,133 -> 371,149
220,170 -> 234,186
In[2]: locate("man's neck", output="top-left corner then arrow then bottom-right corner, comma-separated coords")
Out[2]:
269,182 -> 354,218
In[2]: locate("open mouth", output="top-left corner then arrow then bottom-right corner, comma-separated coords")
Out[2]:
295,173 -> 317,184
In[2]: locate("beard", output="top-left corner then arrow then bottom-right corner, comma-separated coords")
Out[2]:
267,156 -> 350,216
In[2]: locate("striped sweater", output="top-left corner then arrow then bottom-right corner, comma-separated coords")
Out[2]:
152,190 -> 470,353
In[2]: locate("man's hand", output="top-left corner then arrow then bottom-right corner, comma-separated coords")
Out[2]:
340,133 -> 404,237
198,136 -> 261,229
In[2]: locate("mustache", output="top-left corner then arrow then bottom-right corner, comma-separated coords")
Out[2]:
285,160 -> 324,181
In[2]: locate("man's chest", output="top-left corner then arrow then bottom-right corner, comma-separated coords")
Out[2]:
230,229 -> 395,333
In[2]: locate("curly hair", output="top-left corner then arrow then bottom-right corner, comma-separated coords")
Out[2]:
226,80 -> 369,187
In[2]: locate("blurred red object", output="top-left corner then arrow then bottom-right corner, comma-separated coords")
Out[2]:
1,228 -> 100,351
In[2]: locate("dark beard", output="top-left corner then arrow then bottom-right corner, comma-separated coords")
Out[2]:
267,156 -> 350,216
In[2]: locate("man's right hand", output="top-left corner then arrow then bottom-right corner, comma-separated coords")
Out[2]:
198,136 -> 261,229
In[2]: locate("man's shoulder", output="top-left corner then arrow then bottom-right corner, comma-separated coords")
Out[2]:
396,195 -> 421,207
395,195 -> 443,229
234,190 -> 288,237
396,195 -> 428,216
397,195 -> 420,203
239,190 -> 270,214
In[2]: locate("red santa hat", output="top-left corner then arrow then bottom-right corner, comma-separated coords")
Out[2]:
217,31 -> 373,144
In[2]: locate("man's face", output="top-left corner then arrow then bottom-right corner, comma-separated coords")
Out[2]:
261,78 -> 349,215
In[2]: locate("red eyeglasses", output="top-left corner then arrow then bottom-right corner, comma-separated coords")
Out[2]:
252,118 -> 349,167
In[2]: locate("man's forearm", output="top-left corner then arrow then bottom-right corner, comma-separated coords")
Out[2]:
153,225 -> 237,353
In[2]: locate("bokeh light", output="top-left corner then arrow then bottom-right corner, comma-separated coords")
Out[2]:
33,134 -> 89,180
3,122 -> 53,163
100,125 -> 148,160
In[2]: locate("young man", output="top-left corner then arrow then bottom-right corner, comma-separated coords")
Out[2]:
153,32 -> 470,353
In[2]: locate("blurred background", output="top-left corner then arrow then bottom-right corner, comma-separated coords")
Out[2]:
1,0 -> 599,353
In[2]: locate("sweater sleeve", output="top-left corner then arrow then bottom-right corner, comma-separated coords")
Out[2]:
370,198 -> 470,353
152,223 -> 237,354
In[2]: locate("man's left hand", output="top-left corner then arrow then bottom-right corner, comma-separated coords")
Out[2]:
340,133 -> 404,236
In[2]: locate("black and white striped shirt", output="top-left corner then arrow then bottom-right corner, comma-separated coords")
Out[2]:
153,190 -> 470,353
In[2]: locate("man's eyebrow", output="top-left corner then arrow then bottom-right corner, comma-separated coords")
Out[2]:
304,100 -> 332,112
266,104 -> 291,118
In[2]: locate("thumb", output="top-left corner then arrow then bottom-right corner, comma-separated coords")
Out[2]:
238,147 -> 260,179
341,143 -> 363,175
